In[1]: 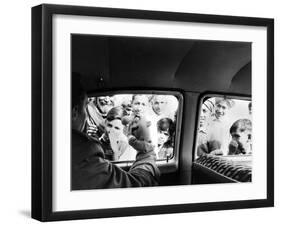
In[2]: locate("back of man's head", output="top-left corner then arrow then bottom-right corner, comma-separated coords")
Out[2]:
72,72 -> 86,110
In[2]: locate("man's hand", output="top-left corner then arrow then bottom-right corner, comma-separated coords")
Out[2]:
87,125 -> 98,137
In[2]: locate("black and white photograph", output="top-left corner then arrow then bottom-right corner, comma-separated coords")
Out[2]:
0,0 -> 279,225
71,34 -> 252,190
30,3 -> 274,221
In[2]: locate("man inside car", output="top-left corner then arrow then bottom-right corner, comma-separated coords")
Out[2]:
71,73 -> 160,190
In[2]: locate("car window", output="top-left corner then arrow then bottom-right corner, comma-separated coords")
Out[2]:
86,93 -> 181,163
195,96 -> 252,163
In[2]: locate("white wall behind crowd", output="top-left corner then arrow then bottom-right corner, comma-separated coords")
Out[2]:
0,0 -> 279,226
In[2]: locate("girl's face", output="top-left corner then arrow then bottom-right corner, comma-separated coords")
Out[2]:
106,119 -> 124,137
158,130 -> 170,146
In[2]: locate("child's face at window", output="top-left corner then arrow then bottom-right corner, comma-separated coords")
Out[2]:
158,130 -> 170,146
106,119 -> 124,137
199,105 -> 211,128
132,95 -> 148,117
152,96 -> 167,115
215,101 -> 228,119
231,130 -> 250,148
121,100 -> 132,116
97,96 -> 114,115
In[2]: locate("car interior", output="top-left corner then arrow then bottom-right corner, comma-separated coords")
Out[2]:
72,34 -> 252,187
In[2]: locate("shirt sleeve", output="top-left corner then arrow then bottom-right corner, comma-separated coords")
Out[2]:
72,140 -> 160,190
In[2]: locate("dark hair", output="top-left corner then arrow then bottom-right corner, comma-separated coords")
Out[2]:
248,102 -> 252,110
157,118 -> 174,132
229,119 -> 252,135
72,72 -> 86,110
106,106 -> 125,122
157,118 -> 176,148
131,94 -> 149,103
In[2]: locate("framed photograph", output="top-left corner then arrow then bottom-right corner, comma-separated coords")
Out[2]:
32,4 -> 274,221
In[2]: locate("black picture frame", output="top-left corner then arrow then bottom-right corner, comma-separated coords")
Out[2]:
32,4 -> 274,222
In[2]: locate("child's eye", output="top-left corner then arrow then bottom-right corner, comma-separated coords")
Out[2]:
233,134 -> 240,139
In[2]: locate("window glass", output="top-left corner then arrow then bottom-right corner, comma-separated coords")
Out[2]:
195,96 -> 252,166
86,93 -> 180,162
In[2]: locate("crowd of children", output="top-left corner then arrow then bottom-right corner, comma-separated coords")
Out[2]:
85,94 -> 179,161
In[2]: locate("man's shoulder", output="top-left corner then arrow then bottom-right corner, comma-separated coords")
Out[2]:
72,130 -> 105,160
73,129 -> 98,140
72,130 -> 102,148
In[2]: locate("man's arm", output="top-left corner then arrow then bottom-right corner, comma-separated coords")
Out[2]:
72,140 -> 160,190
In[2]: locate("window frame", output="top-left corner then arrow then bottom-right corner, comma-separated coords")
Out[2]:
193,93 -> 252,161
86,89 -> 184,173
